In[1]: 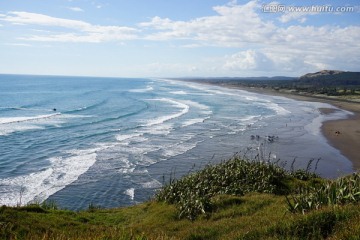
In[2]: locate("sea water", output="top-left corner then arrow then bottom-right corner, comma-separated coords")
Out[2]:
0,74 -> 353,209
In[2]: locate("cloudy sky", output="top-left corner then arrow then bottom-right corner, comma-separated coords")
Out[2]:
0,0 -> 359,77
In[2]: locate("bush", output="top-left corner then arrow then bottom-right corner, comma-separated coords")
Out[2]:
286,172 -> 360,213
155,157 -> 290,220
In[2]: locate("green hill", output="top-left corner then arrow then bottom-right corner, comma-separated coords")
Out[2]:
299,70 -> 360,86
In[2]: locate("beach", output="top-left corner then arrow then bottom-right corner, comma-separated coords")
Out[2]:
321,102 -> 360,171
216,84 -> 360,172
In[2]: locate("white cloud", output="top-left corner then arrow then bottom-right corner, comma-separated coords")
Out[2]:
67,7 -> 84,12
23,31 -> 135,43
0,1 -> 359,75
279,11 -> 319,23
138,0 -> 360,74
251,24 -> 360,73
0,11 -> 138,43
223,50 -> 274,71
139,1 -> 276,47
2,12 -> 89,29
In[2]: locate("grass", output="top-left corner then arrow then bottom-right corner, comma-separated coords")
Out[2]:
1,157 -> 359,240
286,172 -> 360,214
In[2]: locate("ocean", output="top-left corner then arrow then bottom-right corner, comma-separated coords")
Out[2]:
0,74 -> 353,209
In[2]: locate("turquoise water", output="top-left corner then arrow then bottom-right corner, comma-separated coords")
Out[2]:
0,74 -> 353,209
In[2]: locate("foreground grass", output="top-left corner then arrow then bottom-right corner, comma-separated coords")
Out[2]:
1,196 -> 359,239
1,158 -> 359,239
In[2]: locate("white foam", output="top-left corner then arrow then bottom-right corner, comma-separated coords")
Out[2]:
0,169 -> 51,206
238,115 -> 257,121
156,79 -> 291,117
0,113 -> 65,136
129,86 -> 153,93
262,102 -> 291,116
143,123 -> 173,135
133,169 -> 148,174
0,113 -> 89,136
182,117 -> 209,127
0,124 -> 44,136
180,100 -> 210,111
141,179 -> 162,189
0,107 -> 56,112
128,135 -> 148,143
207,89 -> 238,96
160,141 -> 198,158
144,98 -> 189,127
115,133 -> 142,142
135,154 -> 157,166
238,115 -> 261,124
117,157 -> 136,174
244,95 -> 262,101
0,148 -> 97,206
170,90 -> 187,95
60,114 -> 93,119
0,113 -> 61,125
124,188 -> 135,200
304,104 -> 350,136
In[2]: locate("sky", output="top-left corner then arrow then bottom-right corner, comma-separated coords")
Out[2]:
0,0 -> 359,78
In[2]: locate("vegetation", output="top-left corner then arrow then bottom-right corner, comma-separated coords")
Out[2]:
179,70 -> 360,100
155,157 -> 318,220
287,172 -> 360,214
204,79 -> 360,98
1,157 -> 359,239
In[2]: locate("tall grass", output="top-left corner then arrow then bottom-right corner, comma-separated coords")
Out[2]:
286,172 -> 360,213
156,157 -> 294,220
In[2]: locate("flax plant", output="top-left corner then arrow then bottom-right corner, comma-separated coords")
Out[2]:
286,172 -> 360,213
155,157 -> 288,220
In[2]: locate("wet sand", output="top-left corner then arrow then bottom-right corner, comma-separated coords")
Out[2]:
210,84 -> 360,171
320,104 -> 360,171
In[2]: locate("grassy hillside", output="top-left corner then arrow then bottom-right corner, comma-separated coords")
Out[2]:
180,70 -> 360,100
299,70 -> 360,86
1,158 -> 359,240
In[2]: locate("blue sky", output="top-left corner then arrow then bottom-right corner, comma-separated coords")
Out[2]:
0,0 -> 359,77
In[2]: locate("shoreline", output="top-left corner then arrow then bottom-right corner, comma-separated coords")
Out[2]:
195,83 -> 360,172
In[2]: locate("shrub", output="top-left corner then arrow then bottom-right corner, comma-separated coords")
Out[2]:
155,157 -> 289,220
286,172 -> 360,213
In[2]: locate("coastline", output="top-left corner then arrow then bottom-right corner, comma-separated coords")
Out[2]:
199,83 -> 360,172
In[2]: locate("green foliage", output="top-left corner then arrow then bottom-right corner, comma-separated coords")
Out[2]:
0,190 -> 359,239
41,200 -> 58,210
0,155 -> 359,239
289,157 -> 321,181
17,204 -> 48,213
88,202 -> 102,212
286,172 -> 360,213
155,157 -> 290,220
290,169 -> 319,181
191,75 -> 360,100
269,210 -> 351,239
